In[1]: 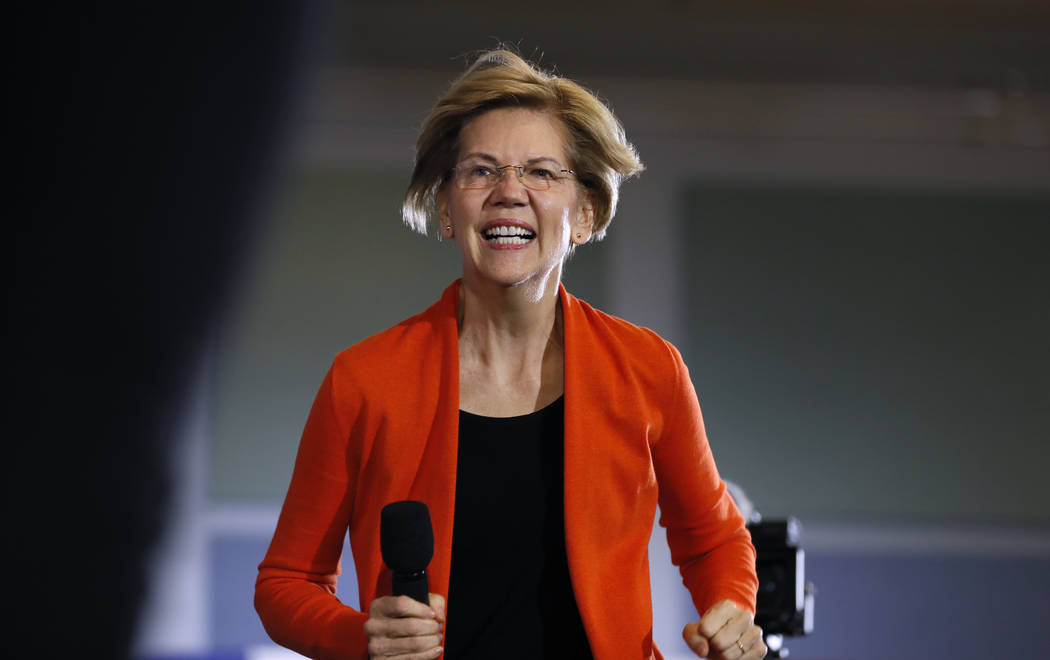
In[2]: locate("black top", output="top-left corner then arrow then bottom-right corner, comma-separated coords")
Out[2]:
445,396 -> 593,659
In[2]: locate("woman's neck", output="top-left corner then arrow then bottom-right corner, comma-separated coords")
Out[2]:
458,274 -> 561,356
456,275 -> 565,416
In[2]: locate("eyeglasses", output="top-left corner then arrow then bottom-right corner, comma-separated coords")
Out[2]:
451,159 -> 577,192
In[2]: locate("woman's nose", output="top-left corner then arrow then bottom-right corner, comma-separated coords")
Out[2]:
490,170 -> 528,204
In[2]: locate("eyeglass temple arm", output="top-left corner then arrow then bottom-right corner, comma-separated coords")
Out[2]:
494,164 -> 576,178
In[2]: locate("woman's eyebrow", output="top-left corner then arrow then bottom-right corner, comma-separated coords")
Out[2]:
459,152 -> 499,163
524,157 -> 566,167
459,153 -> 565,168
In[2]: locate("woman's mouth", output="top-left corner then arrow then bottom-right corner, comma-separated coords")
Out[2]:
482,225 -> 536,245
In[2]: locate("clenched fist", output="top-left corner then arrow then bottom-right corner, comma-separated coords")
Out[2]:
682,600 -> 766,659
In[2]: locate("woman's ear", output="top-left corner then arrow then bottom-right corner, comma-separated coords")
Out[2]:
571,197 -> 595,245
438,190 -> 454,238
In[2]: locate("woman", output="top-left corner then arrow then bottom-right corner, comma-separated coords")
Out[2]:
255,49 -> 765,660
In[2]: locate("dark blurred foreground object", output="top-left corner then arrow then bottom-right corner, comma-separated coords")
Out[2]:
748,517 -> 815,658
9,2 -> 324,657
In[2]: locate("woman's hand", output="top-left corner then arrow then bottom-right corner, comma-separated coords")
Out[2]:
364,593 -> 446,659
682,600 -> 766,659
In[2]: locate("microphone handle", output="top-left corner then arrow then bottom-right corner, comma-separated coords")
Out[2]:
392,569 -> 428,605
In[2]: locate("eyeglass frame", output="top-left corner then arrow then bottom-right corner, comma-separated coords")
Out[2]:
449,159 -> 577,192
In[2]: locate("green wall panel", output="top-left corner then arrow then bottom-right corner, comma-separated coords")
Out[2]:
681,185 -> 1049,523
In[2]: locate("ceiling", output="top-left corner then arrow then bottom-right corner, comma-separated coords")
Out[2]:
325,0 -> 1050,92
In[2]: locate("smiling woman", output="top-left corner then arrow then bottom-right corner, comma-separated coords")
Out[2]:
403,50 -> 642,242
439,107 -> 590,311
255,49 -> 764,660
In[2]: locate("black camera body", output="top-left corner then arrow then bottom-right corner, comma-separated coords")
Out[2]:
746,517 -> 815,657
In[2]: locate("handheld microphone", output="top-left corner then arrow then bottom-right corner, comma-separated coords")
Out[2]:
380,500 -> 434,604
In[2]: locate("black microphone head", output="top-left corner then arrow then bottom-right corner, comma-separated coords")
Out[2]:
380,500 -> 434,571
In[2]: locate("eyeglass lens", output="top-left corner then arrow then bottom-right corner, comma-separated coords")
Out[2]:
454,161 -> 569,191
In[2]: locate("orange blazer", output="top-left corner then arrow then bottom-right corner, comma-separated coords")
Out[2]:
255,280 -> 757,659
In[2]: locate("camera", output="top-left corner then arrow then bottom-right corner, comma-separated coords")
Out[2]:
746,516 -> 815,658
725,481 -> 814,658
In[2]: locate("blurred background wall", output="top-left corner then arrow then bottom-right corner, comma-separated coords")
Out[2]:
127,2 -> 1049,659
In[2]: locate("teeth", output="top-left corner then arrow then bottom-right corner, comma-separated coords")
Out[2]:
483,225 -> 534,239
491,236 -> 529,244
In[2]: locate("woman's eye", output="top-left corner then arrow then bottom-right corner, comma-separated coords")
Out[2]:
470,166 -> 493,177
529,167 -> 555,179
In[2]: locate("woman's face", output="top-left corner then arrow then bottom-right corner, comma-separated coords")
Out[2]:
439,107 -> 593,296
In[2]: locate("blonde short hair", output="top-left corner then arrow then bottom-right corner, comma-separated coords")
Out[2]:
402,49 -> 644,240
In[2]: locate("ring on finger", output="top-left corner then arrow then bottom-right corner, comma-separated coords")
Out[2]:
736,640 -> 747,654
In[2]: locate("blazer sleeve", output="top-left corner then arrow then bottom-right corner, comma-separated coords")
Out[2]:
651,342 -> 759,617
254,363 -> 370,660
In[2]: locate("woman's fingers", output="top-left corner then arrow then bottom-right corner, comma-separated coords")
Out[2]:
682,619 -> 710,656
737,624 -> 768,659
698,600 -> 743,640
365,595 -> 445,658
363,614 -> 441,638
367,631 -> 443,658
712,624 -> 766,659
708,607 -> 751,654
370,595 -> 438,620
428,593 -> 446,623
684,600 -> 767,659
